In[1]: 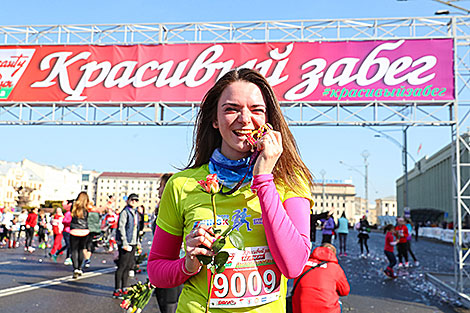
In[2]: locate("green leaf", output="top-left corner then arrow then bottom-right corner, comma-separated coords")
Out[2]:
196,254 -> 213,265
228,230 -> 245,250
211,266 -> 216,274
212,238 -> 226,254
214,251 -> 229,267
216,265 -> 226,274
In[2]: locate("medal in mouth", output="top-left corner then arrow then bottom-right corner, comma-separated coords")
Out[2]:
244,123 -> 273,147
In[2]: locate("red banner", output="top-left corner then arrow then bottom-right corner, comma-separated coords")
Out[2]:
0,39 -> 454,103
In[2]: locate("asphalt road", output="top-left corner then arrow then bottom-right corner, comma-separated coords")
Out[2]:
0,230 -> 469,313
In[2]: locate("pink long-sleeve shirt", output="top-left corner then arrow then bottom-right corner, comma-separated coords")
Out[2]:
147,174 -> 311,287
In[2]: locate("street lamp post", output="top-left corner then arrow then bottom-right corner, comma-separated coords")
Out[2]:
361,150 -> 370,215
320,169 -> 326,212
403,126 -> 409,209
370,123 -> 415,212
339,151 -> 370,217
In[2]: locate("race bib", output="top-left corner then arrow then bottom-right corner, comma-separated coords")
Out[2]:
208,246 -> 281,308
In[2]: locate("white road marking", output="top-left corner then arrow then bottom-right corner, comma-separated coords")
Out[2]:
0,267 -> 116,298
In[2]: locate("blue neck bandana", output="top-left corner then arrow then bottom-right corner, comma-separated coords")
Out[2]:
208,148 -> 254,189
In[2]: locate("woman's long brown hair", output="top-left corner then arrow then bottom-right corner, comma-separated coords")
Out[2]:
72,191 -> 90,219
187,68 -> 313,192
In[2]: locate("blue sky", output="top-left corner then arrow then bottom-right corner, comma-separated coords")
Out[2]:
0,0 -> 464,201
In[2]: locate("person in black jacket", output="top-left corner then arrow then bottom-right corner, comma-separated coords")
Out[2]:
357,216 -> 371,257
113,193 -> 140,299
310,210 -> 329,247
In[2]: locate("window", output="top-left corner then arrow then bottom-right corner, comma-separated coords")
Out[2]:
82,174 -> 90,181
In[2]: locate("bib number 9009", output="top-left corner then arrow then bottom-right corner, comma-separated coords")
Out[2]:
211,268 -> 278,299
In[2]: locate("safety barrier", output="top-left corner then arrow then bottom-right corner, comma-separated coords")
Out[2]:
419,227 -> 470,244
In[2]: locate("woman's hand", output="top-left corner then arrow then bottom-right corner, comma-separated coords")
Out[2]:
253,130 -> 283,175
184,224 -> 215,273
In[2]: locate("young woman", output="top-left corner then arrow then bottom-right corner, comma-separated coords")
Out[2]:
148,68 -> 313,312
395,217 -> 409,268
320,213 -> 335,244
337,212 -> 349,256
70,192 -> 91,278
25,208 -> 38,253
55,200 -> 73,265
37,209 -> 47,249
357,216 -> 371,258
50,207 -> 64,259
383,224 -> 399,278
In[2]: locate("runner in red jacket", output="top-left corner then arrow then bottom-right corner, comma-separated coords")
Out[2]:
25,208 -> 38,252
292,243 -> 350,313
395,217 -> 410,267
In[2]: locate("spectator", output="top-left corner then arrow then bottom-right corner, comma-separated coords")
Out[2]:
337,212 -> 349,256
10,216 -> 20,248
55,200 -> 73,265
321,213 -> 335,244
17,209 -> 28,246
292,243 -> 350,313
37,209 -> 48,250
383,224 -> 399,278
310,210 -> 329,248
405,218 -> 419,266
113,193 -> 140,299
395,217 -> 409,268
25,208 -> 38,253
1,207 -> 14,247
83,203 -> 101,268
50,207 -> 64,259
357,215 -> 371,258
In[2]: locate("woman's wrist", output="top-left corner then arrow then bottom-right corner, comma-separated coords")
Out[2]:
182,259 -> 201,276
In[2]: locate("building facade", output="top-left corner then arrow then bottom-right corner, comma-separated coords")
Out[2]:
396,134 -> 459,222
81,170 -> 101,205
96,172 -> 162,212
375,196 -> 398,217
353,197 -> 377,225
311,180 -> 356,223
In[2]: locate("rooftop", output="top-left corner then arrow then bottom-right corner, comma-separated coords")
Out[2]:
98,172 -> 162,179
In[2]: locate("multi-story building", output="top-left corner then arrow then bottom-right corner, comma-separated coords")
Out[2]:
348,196 -> 376,225
0,160 -> 43,208
311,180 -> 356,223
96,172 -> 162,212
375,196 -> 397,217
81,170 -> 101,205
396,133 -> 467,222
